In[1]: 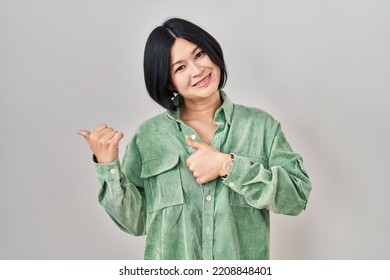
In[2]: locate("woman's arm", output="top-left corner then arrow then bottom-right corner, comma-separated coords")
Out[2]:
79,125 -> 146,235
223,124 -> 312,215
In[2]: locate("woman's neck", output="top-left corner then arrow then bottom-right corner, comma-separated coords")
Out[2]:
180,92 -> 222,122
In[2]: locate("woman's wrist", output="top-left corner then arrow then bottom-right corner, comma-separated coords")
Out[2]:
220,154 -> 234,178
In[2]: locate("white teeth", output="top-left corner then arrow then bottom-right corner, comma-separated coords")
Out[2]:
194,74 -> 210,86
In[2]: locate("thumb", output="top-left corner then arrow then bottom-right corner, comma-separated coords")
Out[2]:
78,129 -> 91,141
185,135 -> 203,150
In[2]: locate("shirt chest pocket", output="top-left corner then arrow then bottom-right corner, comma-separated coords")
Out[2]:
140,153 -> 184,213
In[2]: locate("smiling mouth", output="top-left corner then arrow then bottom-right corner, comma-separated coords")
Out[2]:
193,74 -> 211,87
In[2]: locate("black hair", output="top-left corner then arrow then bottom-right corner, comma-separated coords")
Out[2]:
143,18 -> 227,111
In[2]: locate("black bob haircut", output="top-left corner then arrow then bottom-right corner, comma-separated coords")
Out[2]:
143,18 -> 227,111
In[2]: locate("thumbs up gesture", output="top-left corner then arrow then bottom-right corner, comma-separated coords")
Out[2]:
185,135 -> 231,184
78,124 -> 124,163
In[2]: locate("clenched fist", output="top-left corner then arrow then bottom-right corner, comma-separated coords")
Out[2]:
78,124 -> 124,163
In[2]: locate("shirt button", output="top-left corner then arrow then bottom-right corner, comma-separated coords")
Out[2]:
206,195 -> 212,201
228,182 -> 234,187
191,134 -> 196,140
110,169 -> 116,174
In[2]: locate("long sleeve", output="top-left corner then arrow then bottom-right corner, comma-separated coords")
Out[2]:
89,94 -> 312,259
94,134 -> 146,235
222,123 -> 312,216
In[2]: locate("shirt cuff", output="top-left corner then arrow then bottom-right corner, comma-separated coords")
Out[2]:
93,155 -> 121,185
222,154 -> 252,192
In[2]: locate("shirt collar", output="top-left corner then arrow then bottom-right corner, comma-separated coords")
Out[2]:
166,91 -> 233,125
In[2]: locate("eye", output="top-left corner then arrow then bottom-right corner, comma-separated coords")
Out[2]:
174,65 -> 186,73
195,50 -> 205,59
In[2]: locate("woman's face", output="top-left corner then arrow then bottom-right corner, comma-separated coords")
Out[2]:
169,38 -> 221,103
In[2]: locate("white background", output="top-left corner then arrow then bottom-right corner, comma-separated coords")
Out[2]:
0,0 -> 389,259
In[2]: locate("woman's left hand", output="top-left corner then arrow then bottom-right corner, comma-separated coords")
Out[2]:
185,135 -> 231,184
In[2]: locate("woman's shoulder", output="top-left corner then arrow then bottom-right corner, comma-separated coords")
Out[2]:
136,111 -> 164,127
233,103 -> 279,125
135,111 -> 176,135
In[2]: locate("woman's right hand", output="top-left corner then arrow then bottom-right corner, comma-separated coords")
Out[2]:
78,124 -> 124,163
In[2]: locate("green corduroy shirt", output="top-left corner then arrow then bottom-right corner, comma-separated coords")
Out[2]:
94,92 -> 312,260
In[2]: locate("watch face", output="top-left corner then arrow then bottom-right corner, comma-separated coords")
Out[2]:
224,159 -> 234,173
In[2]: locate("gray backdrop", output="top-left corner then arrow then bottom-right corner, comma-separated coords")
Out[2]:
1,0 -> 389,259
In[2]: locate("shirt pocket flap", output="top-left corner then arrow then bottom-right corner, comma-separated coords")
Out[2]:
244,154 -> 268,168
140,153 -> 180,179
140,153 -> 183,213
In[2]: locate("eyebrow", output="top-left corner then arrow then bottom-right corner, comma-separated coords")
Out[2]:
171,46 -> 201,70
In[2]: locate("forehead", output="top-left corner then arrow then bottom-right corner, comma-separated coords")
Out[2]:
170,38 -> 199,62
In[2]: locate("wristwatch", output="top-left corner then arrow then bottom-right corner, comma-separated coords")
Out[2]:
221,154 -> 234,178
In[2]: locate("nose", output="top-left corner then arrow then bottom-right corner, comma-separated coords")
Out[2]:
190,62 -> 204,78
